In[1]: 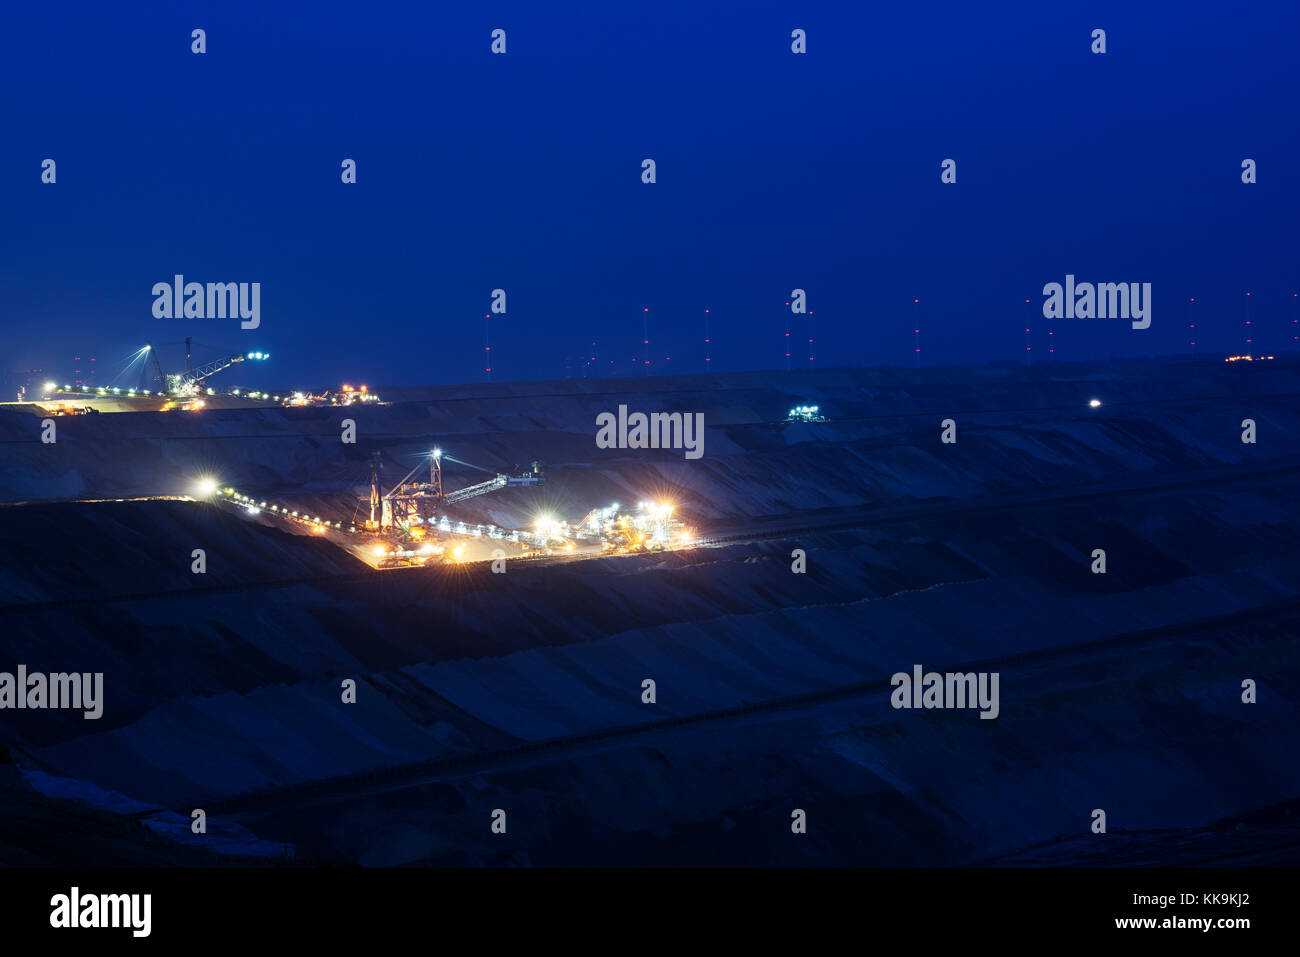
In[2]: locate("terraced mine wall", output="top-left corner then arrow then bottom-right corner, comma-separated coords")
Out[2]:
1,359 -> 1295,522
0,359 -> 1297,864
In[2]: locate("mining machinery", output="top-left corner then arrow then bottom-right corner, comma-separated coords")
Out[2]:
364,449 -> 545,544
145,341 -> 269,396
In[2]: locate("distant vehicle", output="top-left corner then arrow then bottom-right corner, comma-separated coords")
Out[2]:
41,401 -> 92,416
786,404 -> 826,423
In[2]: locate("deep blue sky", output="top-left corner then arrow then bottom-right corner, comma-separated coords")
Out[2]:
2,1 -> 1298,390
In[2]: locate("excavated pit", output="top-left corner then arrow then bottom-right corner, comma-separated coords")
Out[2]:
0,359 -> 1297,865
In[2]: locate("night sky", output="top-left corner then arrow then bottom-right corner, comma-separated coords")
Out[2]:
2,1 -> 1297,391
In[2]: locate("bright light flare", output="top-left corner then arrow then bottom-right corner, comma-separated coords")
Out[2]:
1088,398 -> 1102,408
194,477 -> 219,498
